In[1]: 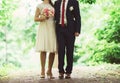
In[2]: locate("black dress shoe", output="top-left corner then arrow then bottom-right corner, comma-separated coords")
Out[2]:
65,74 -> 71,79
59,73 -> 64,79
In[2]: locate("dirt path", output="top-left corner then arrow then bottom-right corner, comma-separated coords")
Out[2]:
0,64 -> 120,83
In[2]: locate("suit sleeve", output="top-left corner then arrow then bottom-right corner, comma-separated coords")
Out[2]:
74,0 -> 81,34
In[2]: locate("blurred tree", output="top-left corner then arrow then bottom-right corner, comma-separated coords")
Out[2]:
95,7 -> 120,43
74,0 -> 120,65
0,0 -> 19,65
79,0 -> 96,4
0,0 -> 18,26
73,0 -> 96,63
93,0 -> 120,64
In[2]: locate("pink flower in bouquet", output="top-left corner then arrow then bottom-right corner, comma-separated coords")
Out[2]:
42,8 -> 54,17
43,8 -> 49,16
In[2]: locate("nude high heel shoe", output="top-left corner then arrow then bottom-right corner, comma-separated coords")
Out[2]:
46,72 -> 55,79
40,74 -> 45,78
40,72 -> 45,78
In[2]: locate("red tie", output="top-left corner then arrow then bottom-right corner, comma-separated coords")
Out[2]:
61,0 -> 65,27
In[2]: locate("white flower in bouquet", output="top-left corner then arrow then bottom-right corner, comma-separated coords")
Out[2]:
42,8 -> 54,18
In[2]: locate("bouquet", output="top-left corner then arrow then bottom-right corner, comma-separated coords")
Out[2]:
42,8 -> 54,18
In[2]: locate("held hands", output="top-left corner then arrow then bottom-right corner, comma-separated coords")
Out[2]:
75,32 -> 80,37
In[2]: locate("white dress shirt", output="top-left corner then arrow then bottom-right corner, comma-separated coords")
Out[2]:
59,0 -> 68,24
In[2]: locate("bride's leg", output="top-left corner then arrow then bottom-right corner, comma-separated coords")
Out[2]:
47,52 -> 55,79
40,51 -> 46,78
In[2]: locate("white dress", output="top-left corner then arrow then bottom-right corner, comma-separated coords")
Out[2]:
35,3 -> 57,52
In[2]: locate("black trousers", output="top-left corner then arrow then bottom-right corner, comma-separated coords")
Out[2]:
56,24 -> 75,74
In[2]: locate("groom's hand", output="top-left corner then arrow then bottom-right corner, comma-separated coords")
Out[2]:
75,32 -> 80,37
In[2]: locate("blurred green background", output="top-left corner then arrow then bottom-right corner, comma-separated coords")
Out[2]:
0,0 -> 120,77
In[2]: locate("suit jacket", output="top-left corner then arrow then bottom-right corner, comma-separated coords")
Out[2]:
54,0 -> 81,34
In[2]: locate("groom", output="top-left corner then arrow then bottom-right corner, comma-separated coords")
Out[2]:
54,0 -> 81,79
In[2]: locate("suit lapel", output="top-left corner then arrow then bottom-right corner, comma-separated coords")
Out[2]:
57,0 -> 62,13
58,0 -> 62,8
66,0 -> 70,17
56,0 -> 62,23
66,0 -> 70,14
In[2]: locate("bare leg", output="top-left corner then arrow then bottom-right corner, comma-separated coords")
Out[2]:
40,51 -> 46,78
47,52 -> 55,79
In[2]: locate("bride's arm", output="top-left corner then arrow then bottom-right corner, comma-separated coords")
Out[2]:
34,8 -> 46,22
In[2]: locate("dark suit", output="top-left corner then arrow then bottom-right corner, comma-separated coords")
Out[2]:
54,0 -> 81,74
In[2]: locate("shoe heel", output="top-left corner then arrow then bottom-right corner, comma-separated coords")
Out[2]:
40,74 -> 45,78
59,73 -> 64,79
47,73 -> 55,79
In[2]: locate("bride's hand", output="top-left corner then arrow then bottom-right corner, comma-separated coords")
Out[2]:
40,15 -> 47,21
